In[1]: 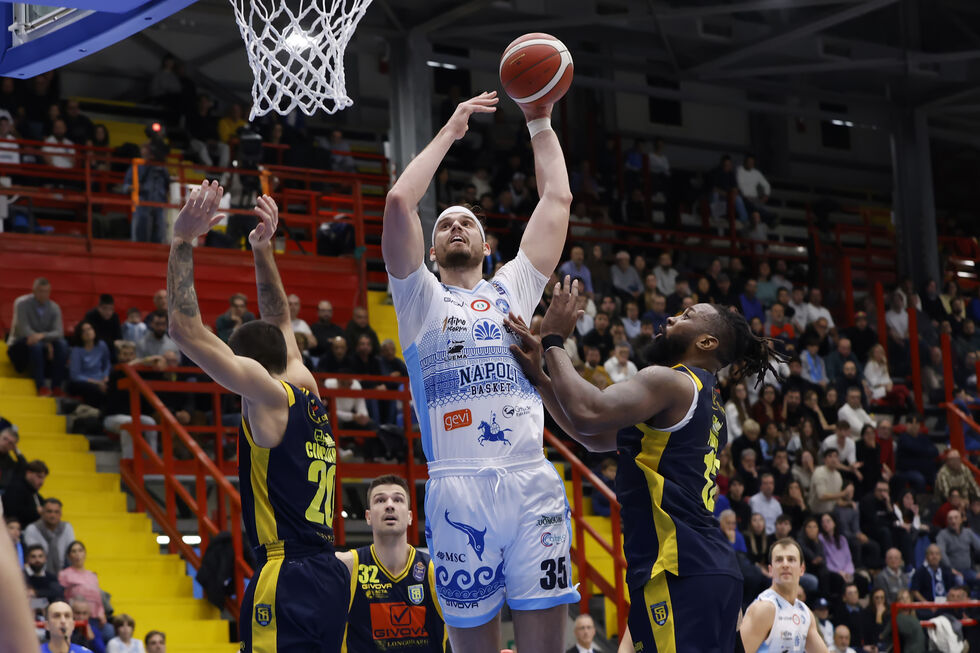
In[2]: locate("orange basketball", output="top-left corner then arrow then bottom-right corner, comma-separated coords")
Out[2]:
499,32 -> 574,107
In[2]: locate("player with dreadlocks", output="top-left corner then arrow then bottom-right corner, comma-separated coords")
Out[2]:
505,277 -> 788,653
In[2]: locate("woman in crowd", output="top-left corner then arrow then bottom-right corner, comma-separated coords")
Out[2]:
798,516 -> 843,599
856,424 -> 888,495
751,384 -> 782,432
861,587 -> 889,650
743,513 -> 772,576
67,321 -> 111,409
781,479 -> 811,532
819,512 -> 855,586
894,490 -> 930,566
58,541 -> 110,638
792,449 -> 816,495
725,382 -> 750,440
716,446 -> 735,495
819,387 -> 840,431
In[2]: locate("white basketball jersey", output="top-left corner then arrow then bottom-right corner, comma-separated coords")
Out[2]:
389,251 -> 549,463
755,588 -> 811,653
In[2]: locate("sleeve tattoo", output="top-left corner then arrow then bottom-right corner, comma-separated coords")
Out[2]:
168,241 -> 200,318
254,252 -> 288,322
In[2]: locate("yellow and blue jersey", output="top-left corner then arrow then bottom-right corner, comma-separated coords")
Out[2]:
616,364 -> 740,589
343,545 -> 447,653
239,380 -> 337,554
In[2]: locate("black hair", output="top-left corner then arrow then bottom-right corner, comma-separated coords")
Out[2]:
98,293 -> 114,305
709,305 -> 788,388
25,544 -> 45,556
26,460 -> 48,475
228,321 -> 287,375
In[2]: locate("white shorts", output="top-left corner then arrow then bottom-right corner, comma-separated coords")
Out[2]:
423,454 -> 580,628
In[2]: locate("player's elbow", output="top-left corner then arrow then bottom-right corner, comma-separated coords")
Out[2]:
543,188 -> 573,209
384,188 -> 412,214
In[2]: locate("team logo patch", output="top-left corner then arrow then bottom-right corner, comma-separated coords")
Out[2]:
408,584 -> 424,605
255,603 -> 272,627
495,298 -> 510,314
413,561 -> 426,581
473,319 -> 501,342
445,511 -> 487,560
443,408 -> 472,431
651,601 -> 669,627
307,398 -> 329,424
471,299 -> 491,312
476,412 -> 513,447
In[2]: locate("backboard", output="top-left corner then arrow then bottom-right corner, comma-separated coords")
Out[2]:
0,1 -> 199,78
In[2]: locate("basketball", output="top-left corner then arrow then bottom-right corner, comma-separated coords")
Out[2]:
499,32 -> 574,107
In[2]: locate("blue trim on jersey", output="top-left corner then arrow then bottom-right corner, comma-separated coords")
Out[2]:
441,594 -> 506,628
507,593 -> 578,611
443,280 -> 488,295
403,343 -> 433,461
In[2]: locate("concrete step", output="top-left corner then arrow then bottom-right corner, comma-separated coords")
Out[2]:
5,414 -> 66,432
0,396 -> 57,414
86,555 -> 185,577
22,450 -> 97,471
99,571 -> 193,598
76,533 -> 157,557
21,433 -> 91,451
117,598 -> 220,622
0,377 -> 35,394
42,472 -> 120,493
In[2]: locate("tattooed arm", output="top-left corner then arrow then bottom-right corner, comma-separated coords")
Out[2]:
249,194 -> 319,396
167,181 -> 286,430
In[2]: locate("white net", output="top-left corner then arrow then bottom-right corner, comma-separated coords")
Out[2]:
229,0 -> 373,120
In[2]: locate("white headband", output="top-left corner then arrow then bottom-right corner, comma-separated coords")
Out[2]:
431,206 -> 485,248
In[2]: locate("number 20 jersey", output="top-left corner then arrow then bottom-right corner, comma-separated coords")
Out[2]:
239,380 -> 337,552
616,364 -> 740,589
388,252 -> 549,463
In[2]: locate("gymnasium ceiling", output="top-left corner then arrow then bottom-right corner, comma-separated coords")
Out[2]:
146,0 -> 980,138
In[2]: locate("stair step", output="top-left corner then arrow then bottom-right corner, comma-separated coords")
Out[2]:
0,396 -> 57,413
100,572 -> 193,597
134,619 -> 230,645
22,434 -> 90,451
112,598 -> 220,621
0,377 -> 35,393
5,414 -> 67,431
73,515 -> 152,535
43,472 -> 120,493
22,450 -> 97,470
87,556 -> 185,576
48,491 -> 127,513
77,534 -> 158,556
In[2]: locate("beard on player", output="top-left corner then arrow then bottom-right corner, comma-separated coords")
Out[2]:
643,327 -> 697,368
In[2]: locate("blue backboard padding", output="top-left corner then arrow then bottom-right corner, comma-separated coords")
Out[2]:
0,0 -> 200,78
12,1 -> 159,12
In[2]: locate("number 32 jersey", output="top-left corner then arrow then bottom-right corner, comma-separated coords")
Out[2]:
389,251 -> 549,463
239,380 -> 337,552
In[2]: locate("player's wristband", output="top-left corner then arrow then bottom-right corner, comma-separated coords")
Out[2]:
541,334 -> 565,352
527,118 -> 552,139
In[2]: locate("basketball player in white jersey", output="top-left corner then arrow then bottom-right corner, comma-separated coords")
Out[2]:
382,90 -> 576,653
740,538 -> 828,653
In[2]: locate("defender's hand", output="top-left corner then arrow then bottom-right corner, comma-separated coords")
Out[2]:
248,194 -> 279,251
540,276 -> 583,341
505,312 -> 546,386
173,180 -> 226,242
444,91 -> 498,140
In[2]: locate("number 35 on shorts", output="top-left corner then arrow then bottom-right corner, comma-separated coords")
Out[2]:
539,558 -> 569,590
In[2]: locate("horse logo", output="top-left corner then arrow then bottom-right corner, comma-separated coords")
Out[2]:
476,412 -> 512,446
444,511 -> 486,561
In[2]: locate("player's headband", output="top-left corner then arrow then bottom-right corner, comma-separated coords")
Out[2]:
431,206 -> 485,247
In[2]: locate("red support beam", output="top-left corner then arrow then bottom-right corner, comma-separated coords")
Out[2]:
908,307 -> 923,414
943,332 -> 965,453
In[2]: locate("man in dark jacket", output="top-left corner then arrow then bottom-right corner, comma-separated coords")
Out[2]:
0,419 -> 26,490
82,294 -> 122,355
3,459 -> 46,527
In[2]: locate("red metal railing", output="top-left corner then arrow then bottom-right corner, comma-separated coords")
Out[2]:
544,431 -> 628,637
891,601 -> 980,651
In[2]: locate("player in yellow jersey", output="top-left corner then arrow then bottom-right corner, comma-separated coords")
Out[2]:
167,181 -> 349,652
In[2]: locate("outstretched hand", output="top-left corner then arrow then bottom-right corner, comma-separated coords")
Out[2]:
540,275 -> 583,340
172,180 -> 226,242
444,91 -> 498,140
248,194 -> 279,250
504,312 -> 546,386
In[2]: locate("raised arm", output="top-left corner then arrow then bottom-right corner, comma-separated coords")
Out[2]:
248,195 -> 319,397
517,103 -> 573,276
167,181 -> 285,410
382,92 -> 499,279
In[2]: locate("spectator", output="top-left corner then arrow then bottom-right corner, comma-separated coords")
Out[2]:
955,320 -> 980,359
770,449 -> 794,496
743,512 -> 772,572
184,94 -> 230,168
582,312 -> 614,361
837,388 -> 874,435
935,490 -> 971,534
863,343 -> 898,404
880,589 -> 927,653
748,473 -> 781,534
750,384 -> 782,433
217,103 -> 246,145
708,154 -> 747,222
835,361 -> 868,406
310,300 -> 345,357
731,418 -> 764,475
911,544 -> 955,603
345,307 -> 380,354
622,301 -> 641,340
810,597 -> 835,648
63,100 -> 94,145
6,515 -> 24,567
787,287 -> 809,332
939,586 -> 980,652
3,459 -> 47,527
324,375 -> 372,431
57,541 -> 107,633
765,302 -> 796,346
23,545 -> 64,603
821,422 -> 860,475
843,311 -> 877,364
286,294 -> 316,348
727,477 -> 751,527
145,290 -> 168,323
328,129 -> 356,173
567,613 -> 598,653
736,154 -> 772,212
799,516 -> 841,598
819,512 -> 855,585
641,293 -> 668,335
0,419 -> 25,490
654,252 -> 678,296
835,584 -> 865,648
69,597 -> 105,653
591,458 -> 618,518
102,341 -> 158,460
714,274 -> 738,307
39,601 -> 79,653
144,631 -> 165,653
579,346 -> 613,390
725,382 -> 750,440
716,447 -> 736,497
824,338 -> 860,385
8,278 -> 68,395
719,508 -> 747,553
318,336 -> 353,374
67,322 -> 111,409
149,53 -> 181,109
214,293 -> 255,343
886,290 -> 910,343
810,449 -> 845,514
801,338 -> 829,388
874,548 -> 911,604
610,250 -> 642,303
830,624 -> 856,653
82,295 -> 122,354
895,415 -> 937,492
107,614 -> 145,653
604,344 -> 637,384
557,245 -> 594,296
937,509 -> 980,592
738,449 -> 761,496
937,450 -> 980,503
136,311 -> 178,359
23,498 -> 74,575
804,288 -> 835,330
739,279 -> 764,324
121,308 -> 147,344
42,118 -> 75,168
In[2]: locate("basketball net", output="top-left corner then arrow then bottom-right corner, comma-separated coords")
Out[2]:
229,0 -> 373,119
